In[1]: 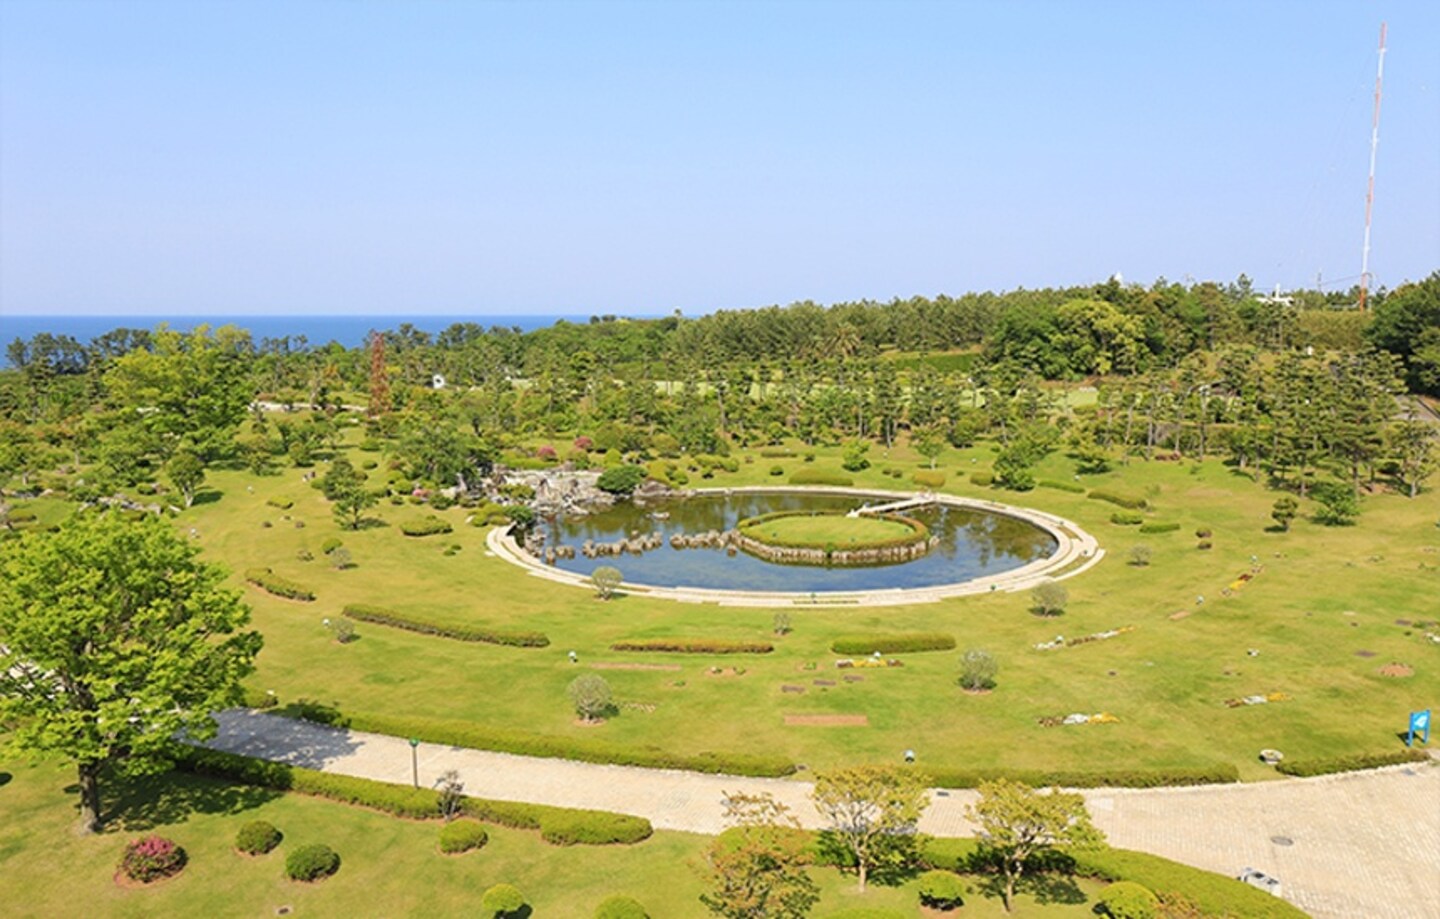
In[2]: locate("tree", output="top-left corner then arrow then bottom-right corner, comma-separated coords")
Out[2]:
965,779 -> 1104,912
841,440 -> 870,472
913,426 -> 946,469
0,512 -> 261,832
1311,482 -> 1359,526
1390,412 -> 1437,498
1030,579 -> 1068,616
591,565 -> 623,600
596,464 -> 647,495
1128,545 -> 1152,567
700,792 -> 820,919
164,450 -> 205,507
567,673 -> 612,722
321,457 -> 376,530
810,764 -> 930,891
1270,495 -> 1298,532
959,648 -> 998,691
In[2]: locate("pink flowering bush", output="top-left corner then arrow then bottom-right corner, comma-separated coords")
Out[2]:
573,436 -> 594,451
120,835 -> 187,882
536,445 -> 558,461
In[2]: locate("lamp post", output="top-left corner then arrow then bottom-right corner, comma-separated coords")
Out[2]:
409,737 -> 420,788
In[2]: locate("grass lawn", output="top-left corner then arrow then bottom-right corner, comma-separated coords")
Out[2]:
0,758 -> 1105,918
741,512 -> 920,548
21,425 -> 1439,781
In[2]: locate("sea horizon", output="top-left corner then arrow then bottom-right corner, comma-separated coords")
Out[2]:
0,312 -> 667,365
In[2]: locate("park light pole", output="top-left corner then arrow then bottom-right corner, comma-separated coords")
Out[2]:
409,737 -> 420,788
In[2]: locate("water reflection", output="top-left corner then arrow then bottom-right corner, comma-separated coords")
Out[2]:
535,493 -> 1057,593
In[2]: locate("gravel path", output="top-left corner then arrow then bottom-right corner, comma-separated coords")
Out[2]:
203,709 -> 1439,919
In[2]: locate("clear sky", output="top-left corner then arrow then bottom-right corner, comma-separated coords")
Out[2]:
2,0 -> 1437,317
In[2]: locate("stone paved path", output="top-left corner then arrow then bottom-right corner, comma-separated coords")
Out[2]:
205,710 -> 1440,919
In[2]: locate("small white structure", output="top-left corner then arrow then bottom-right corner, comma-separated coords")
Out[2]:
1238,867 -> 1283,897
431,374 -> 447,390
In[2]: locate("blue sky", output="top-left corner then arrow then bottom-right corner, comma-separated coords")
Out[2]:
2,0 -> 1436,317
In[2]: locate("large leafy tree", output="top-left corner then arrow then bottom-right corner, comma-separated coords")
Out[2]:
811,764 -> 930,891
321,457 -> 377,530
0,512 -> 261,832
701,792 -> 819,918
965,779 -> 1104,912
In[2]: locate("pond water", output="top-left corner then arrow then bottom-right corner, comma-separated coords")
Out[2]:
534,492 -> 1058,593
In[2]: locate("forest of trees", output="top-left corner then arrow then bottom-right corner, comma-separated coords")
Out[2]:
1,273 -> 1436,509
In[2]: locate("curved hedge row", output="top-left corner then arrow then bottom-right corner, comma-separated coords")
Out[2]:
831,633 -> 956,654
1137,521 -> 1180,534
924,763 -> 1239,789
610,639 -> 774,654
173,746 -> 652,845
343,605 -> 549,648
281,708 -> 798,778
245,568 -> 315,601
787,469 -> 855,487
1275,749 -> 1429,777
1088,490 -> 1149,510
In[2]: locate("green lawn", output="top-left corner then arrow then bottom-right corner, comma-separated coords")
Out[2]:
0,759 -> 1105,918
25,431 -> 1438,781
741,512 -> 918,548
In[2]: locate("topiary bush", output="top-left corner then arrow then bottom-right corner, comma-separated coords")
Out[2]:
400,515 -> 453,537
540,811 -> 653,846
1096,880 -> 1160,918
481,883 -> 527,917
1110,511 -> 1144,526
1088,489 -> 1148,510
119,835 -> 187,883
594,895 -> 649,919
438,818 -> 489,854
917,868 -> 968,909
235,820 -> 282,855
285,843 -> 340,881
596,464 -> 647,495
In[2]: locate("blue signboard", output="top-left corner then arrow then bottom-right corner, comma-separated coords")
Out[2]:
1407,710 -> 1431,747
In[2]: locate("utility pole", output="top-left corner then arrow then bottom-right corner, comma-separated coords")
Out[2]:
1358,22 -> 1386,311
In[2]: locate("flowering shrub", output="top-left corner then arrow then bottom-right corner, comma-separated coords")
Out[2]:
120,835 -> 187,883
573,436 -> 594,451
536,445 -> 558,461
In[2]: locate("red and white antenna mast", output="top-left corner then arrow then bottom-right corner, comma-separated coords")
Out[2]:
1358,22 -> 1386,311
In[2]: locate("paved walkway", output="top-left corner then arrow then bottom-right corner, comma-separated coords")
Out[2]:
204,710 -> 1439,919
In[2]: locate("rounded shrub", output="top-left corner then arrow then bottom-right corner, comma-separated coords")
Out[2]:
119,835 -> 187,883
285,843 -> 340,881
438,818 -> 488,854
917,868 -> 968,909
481,883 -> 527,917
1097,880 -> 1160,919
235,820 -> 282,855
594,894 -> 649,918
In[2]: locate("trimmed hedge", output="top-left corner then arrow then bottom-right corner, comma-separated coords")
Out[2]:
1037,479 -> 1087,494
1137,521 -> 1180,534
1088,489 -> 1149,510
911,470 -> 947,489
173,746 -> 653,845
266,497 -> 294,509
1109,511 -> 1144,526
610,639 -> 773,654
400,515 -> 453,537
918,868 -> 969,909
343,605 -> 549,648
1096,881 -> 1159,919
245,568 -> 316,601
438,818 -> 489,854
831,633 -> 956,654
758,447 -> 796,458
1275,749 -> 1430,777
924,763 -> 1240,789
482,884 -> 526,917
787,469 -> 855,487
970,472 -> 994,486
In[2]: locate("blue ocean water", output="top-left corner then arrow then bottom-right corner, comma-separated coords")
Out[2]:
0,314 -> 599,365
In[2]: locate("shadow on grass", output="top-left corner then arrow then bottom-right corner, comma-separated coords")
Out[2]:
98,768 -> 281,833
0,772 -> 12,788
191,488 -> 225,506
